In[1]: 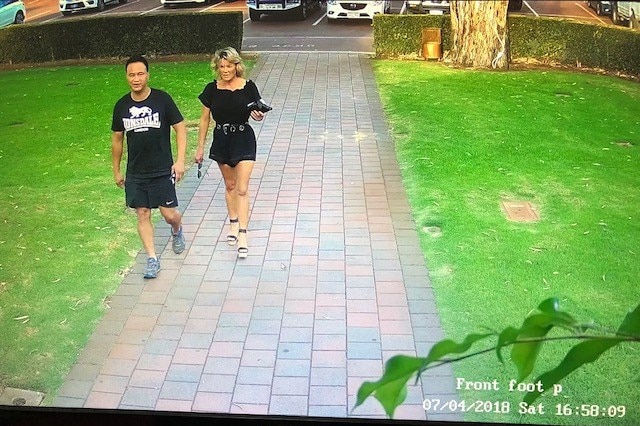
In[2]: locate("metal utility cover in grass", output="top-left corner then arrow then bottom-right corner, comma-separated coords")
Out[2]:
0,387 -> 45,406
501,201 -> 539,222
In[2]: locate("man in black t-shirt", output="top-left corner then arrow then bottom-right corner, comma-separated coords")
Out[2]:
111,55 -> 187,279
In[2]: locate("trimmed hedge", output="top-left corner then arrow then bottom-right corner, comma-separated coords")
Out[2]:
373,14 -> 640,75
0,11 -> 243,64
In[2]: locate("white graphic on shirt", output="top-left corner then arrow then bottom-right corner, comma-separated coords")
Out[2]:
130,106 -> 152,118
123,105 -> 161,133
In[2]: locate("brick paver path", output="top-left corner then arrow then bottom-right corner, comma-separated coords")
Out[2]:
54,52 -> 461,422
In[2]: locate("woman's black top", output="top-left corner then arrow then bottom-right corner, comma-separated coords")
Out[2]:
198,79 -> 262,167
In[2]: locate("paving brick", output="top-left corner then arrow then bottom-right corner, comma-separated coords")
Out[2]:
166,364 -> 203,383
128,369 -> 167,389
159,381 -> 198,400
84,391 -> 122,409
192,392 -> 232,412
197,374 -> 236,393
121,387 -> 160,408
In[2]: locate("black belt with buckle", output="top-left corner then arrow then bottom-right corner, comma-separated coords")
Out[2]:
216,123 -> 247,135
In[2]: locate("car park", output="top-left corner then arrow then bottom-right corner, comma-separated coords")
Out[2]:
247,0 -> 322,21
326,0 -> 391,21
586,0 -> 612,15
59,0 -> 126,15
0,0 -> 25,28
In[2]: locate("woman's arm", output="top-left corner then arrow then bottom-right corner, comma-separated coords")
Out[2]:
196,105 -> 211,163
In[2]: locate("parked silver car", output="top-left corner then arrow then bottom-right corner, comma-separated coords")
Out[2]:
406,0 -> 449,15
406,0 -> 522,15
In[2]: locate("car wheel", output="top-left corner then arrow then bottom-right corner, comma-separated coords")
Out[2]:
119,0 -> 128,4
97,0 -> 105,11
249,8 -> 260,20
612,4 -> 619,24
61,10 -> 72,15
14,10 -> 25,24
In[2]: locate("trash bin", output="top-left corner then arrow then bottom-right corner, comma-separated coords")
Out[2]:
421,27 -> 442,60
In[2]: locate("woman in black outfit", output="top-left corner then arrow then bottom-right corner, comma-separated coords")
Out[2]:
195,47 -> 267,259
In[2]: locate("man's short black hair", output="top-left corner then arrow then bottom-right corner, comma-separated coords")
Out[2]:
125,55 -> 149,71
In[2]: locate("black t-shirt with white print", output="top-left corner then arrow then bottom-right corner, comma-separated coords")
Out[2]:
111,88 -> 183,179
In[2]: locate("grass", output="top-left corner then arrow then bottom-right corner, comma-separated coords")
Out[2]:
0,59 -> 252,403
372,60 -> 640,425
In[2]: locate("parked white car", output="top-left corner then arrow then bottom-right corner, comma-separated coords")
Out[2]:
326,0 -> 391,22
59,0 -> 126,15
612,0 -> 640,28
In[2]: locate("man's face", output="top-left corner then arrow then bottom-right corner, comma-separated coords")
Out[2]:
126,62 -> 149,94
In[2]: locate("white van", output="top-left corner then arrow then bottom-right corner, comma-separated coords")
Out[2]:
612,0 -> 640,28
326,0 -> 391,22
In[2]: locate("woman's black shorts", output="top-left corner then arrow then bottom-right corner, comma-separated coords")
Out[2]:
125,174 -> 178,209
209,124 -> 257,167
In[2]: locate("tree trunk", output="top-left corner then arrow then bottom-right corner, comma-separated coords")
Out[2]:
449,0 -> 510,69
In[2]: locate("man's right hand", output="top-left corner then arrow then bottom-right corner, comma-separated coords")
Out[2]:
114,172 -> 125,188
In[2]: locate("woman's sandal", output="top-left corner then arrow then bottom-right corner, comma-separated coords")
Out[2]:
227,218 -> 239,246
237,229 -> 248,259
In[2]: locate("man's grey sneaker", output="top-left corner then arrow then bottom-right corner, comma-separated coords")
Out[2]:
144,257 -> 160,279
172,226 -> 186,254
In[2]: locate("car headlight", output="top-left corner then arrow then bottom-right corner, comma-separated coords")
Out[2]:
327,0 -> 337,5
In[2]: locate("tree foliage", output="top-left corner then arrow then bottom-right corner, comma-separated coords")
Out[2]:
354,298 -> 640,418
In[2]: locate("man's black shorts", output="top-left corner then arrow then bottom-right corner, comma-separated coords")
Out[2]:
125,174 -> 179,209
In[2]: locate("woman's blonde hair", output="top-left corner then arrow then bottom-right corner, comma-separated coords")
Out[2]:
211,47 -> 245,78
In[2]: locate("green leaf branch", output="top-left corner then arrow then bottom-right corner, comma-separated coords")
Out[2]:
354,298 -> 640,418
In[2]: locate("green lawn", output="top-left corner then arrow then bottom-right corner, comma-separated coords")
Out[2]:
372,60 -> 640,425
0,59 -> 241,403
